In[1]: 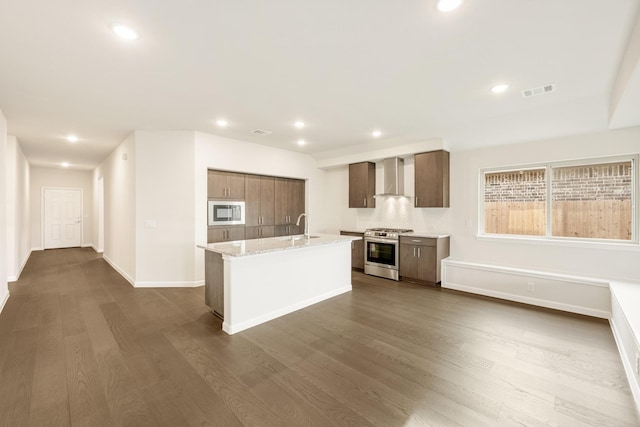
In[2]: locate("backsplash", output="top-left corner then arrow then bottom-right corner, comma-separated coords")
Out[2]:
355,196 -> 452,232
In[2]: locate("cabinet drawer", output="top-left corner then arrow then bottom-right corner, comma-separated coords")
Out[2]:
400,236 -> 436,246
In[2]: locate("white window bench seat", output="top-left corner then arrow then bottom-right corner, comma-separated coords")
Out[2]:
610,281 -> 640,411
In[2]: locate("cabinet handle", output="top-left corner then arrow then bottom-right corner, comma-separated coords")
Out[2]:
418,247 -> 421,257
412,239 -> 422,243
413,247 -> 416,257
364,198 -> 367,207
415,197 -> 418,207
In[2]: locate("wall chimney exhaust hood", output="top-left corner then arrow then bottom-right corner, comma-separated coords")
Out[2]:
376,157 -> 406,197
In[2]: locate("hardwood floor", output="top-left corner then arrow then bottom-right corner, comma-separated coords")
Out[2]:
0,248 -> 638,426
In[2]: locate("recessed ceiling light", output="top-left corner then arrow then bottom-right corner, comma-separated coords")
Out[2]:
110,24 -> 140,40
216,119 -> 228,127
61,162 -> 70,168
297,139 -> 306,146
66,134 -> 78,143
372,130 -> 382,138
294,121 -> 305,129
491,84 -> 509,94
437,0 -> 463,12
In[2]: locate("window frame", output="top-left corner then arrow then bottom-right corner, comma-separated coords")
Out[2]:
478,154 -> 639,245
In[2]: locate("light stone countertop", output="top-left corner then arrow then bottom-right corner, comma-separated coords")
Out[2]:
402,232 -> 451,239
198,234 -> 361,257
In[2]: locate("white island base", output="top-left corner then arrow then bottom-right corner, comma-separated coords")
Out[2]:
199,235 -> 358,334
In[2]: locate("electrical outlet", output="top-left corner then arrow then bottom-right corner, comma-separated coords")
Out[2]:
527,282 -> 535,292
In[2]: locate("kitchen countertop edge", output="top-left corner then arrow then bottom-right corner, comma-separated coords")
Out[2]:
198,234 -> 361,257
402,232 -> 451,239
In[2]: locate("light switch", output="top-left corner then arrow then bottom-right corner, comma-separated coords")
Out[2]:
144,220 -> 156,229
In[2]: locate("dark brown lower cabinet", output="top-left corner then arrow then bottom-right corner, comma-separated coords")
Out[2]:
245,226 -> 275,239
207,226 -> 245,243
399,236 -> 450,285
340,231 -> 364,270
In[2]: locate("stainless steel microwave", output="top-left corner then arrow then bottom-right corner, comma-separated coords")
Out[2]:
208,201 -> 245,226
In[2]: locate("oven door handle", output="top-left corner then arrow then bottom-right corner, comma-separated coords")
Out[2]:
365,237 -> 396,244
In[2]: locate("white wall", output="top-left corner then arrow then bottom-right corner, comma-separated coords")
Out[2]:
6,136 -> 30,281
94,133 -> 136,283
93,130 -> 329,287
194,131 -> 329,282
29,166 -> 93,250
134,131 -> 196,286
0,110 -> 9,312
449,126 -> 640,283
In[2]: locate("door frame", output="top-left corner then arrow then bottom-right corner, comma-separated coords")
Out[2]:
97,177 -> 104,253
41,187 -> 84,249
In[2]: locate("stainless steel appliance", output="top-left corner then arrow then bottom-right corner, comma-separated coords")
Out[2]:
364,227 -> 413,281
208,200 -> 245,226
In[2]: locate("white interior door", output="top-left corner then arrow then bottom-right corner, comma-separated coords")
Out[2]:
44,188 -> 82,249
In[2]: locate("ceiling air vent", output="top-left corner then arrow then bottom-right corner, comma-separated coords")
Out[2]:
251,129 -> 272,136
522,83 -> 556,98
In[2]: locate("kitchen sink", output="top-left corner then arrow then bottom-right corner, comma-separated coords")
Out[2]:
278,235 -> 320,241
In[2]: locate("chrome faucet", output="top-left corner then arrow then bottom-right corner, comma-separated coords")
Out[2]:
296,213 -> 309,238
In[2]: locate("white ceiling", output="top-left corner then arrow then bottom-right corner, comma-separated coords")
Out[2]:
1,0 -> 639,170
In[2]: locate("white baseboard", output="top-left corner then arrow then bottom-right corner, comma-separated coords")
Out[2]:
223,285 -> 352,335
31,246 -> 44,252
134,280 -> 205,288
442,259 -> 611,318
102,254 -> 135,287
101,255 -> 201,288
87,245 -> 103,253
7,249 -> 32,282
0,290 -> 9,314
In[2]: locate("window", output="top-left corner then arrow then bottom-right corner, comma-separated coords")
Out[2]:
482,156 -> 636,242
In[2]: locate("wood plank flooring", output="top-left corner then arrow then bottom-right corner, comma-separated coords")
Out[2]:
0,248 -> 638,426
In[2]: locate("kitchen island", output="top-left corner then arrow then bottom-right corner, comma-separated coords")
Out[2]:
198,234 -> 361,334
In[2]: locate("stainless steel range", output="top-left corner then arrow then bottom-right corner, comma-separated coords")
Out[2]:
364,228 -> 413,281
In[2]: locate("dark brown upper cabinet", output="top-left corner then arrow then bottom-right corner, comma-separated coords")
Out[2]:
414,150 -> 449,208
349,162 -> 375,208
207,170 -> 245,199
